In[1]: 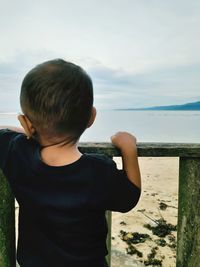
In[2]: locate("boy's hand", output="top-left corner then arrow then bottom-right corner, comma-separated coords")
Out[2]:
111,131 -> 137,151
111,131 -> 141,189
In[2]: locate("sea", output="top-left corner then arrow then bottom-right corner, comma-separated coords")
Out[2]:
0,110 -> 200,143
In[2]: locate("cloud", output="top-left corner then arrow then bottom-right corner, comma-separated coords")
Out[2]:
0,51 -> 199,111
0,0 -> 200,72
0,0 -> 200,110
86,61 -> 200,108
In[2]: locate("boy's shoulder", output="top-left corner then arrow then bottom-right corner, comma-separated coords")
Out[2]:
0,129 -> 26,149
0,129 -> 27,170
82,153 -> 116,171
0,128 -> 27,142
0,129 -> 39,162
83,153 -> 114,164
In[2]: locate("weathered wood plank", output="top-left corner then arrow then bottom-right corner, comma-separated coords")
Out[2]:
79,142 -> 200,157
106,211 -> 112,267
177,157 -> 200,267
105,154 -> 113,267
0,170 -> 16,267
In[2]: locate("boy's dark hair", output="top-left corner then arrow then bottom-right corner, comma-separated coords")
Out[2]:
20,59 -> 93,143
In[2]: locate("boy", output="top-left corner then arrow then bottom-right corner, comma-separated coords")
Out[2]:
0,59 -> 141,267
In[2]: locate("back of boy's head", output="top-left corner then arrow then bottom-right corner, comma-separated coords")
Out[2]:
20,59 -> 93,143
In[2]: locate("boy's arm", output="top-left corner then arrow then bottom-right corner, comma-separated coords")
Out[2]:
0,126 -> 25,134
111,132 -> 141,189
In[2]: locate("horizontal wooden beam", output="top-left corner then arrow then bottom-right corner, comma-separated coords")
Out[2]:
79,142 -> 200,157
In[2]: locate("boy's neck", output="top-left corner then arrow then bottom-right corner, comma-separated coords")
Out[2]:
37,132 -> 75,148
39,137 -> 82,167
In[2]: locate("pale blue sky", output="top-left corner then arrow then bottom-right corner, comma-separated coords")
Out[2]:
0,0 -> 200,111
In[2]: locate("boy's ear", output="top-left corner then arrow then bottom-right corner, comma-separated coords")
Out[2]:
17,115 -> 36,139
87,107 -> 96,128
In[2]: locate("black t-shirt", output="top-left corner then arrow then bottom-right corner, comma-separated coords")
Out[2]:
0,129 -> 141,267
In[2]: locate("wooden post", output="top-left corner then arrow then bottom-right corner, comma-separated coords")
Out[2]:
177,157 -> 200,267
106,211 -> 112,267
106,154 -> 113,267
0,170 -> 16,267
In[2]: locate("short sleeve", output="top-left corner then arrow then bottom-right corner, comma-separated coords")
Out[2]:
106,159 -> 141,213
0,129 -> 19,170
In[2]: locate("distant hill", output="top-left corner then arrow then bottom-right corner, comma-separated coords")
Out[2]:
118,101 -> 200,111
143,101 -> 200,110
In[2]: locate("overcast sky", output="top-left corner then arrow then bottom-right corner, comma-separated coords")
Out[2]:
0,0 -> 200,111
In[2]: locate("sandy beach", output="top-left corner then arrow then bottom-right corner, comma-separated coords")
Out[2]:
111,157 -> 179,267
15,157 -> 179,267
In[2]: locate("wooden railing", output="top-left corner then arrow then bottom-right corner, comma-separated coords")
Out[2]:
0,142 -> 200,267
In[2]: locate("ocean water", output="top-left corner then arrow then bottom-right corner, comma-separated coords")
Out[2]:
0,110 -> 200,143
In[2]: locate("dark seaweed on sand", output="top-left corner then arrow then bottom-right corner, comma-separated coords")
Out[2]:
120,221 -> 127,226
168,237 -> 176,249
144,258 -> 162,266
119,231 -> 148,259
120,230 -> 151,244
159,202 -> 168,210
159,201 -> 177,210
155,239 -> 167,247
144,247 -> 162,266
126,245 -> 143,257
144,219 -> 177,238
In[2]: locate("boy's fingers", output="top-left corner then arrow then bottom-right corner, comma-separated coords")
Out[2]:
110,135 -> 115,143
111,133 -> 118,140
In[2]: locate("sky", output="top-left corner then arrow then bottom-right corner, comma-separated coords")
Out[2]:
0,0 -> 200,111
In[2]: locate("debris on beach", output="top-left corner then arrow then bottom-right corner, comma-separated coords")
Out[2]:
126,244 -> 143,257
154,236 -> 176,250
155,239 -> 167,247
137,209 -> 146,212
118,216 -> 176,266
144,218 -> 177,238
137,209 -> 177,238
119,228 -> 164,266
168,235 -> 176,243
119,231 -> 149,259
151,193 -> 158,197
159,201 -> 178,210
167,235 -> 176,250
120,230 -> 151,244
120,221 -> 127,226
159,202 -> 168,210
144,247 -> 163,266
